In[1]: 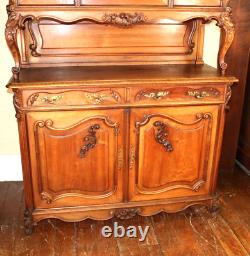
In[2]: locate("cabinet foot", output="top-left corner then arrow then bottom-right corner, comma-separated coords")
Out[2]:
208,198 -> 220,215
24,209 -> 33,235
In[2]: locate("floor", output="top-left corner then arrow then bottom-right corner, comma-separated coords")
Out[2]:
0,167 -> 249,256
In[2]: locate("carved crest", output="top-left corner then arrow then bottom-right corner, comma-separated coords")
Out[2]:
114,208 -> 139,220
102,12 -> 147,27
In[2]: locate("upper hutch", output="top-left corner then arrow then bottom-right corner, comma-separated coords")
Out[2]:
5,0 -> 238,234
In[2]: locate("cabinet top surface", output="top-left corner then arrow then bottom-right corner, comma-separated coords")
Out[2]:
7,64 -> 237,89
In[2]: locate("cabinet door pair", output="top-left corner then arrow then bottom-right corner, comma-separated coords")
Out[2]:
27,106 -> 219,208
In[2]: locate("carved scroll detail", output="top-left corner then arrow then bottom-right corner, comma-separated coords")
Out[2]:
153,121 -> 173,152
5,0 -> 21,80
80,124 -> 100,158
205,7 -> 235,74
187,88 -> 221,99
13,89 -> 24,120
217,7 -> 235,74
102,13 -> 147,27
41,191 -> 53,204
115,208 -> 139,220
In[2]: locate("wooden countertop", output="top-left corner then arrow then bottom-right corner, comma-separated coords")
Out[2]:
7,64 -> 238,89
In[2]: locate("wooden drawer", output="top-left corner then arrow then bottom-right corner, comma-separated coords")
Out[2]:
81,0 -> 168,5
18,0 -> 74,5
128,85 -> 225,105
23,88 -> 125,108
174,0 -> 221,6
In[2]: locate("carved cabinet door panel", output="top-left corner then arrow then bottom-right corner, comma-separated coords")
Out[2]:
129,105 -> 221,202
26,110 -> 124,208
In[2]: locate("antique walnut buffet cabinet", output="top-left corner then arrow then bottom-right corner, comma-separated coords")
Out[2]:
5,0 -> 238,234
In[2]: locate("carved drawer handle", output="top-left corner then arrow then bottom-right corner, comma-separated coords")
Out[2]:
153,121 -> 173,152
80,124 -> 100,158
129,145 -> 136,169
136,90 -> 170,101
187,88 -> 221,99
144,91 -> 169,100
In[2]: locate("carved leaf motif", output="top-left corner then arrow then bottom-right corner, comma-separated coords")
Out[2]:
41,192 -> 53,204
102,12 -> 147,27
80,124 -> 100,158
153,121 -> 173,152
115,208 -> 139,220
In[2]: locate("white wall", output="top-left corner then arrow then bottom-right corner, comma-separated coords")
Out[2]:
0,0 -> 220,181
0,0 -> 23,181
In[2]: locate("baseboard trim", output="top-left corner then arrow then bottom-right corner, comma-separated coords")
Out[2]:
0,155 -> 23,181
235,160 -> 250,176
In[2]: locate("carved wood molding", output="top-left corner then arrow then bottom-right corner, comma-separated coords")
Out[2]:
13,89 -> 24,120
135,112 -> 212,130
153,121 -> 173,152
114,208 -> 140,220
34,116 -> 119,133
80,124 -> 100,158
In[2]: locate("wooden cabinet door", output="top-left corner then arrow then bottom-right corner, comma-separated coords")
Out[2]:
27,110 -> 124,208
129,105 -> 221,202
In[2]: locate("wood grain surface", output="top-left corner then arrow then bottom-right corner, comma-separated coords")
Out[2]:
0,166 -> 249,256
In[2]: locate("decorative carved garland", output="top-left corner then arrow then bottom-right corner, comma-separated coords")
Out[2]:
153,121 -> 173,152
102,12 -> 147,27
80,124 -> 100,158
114,208 -> 140,220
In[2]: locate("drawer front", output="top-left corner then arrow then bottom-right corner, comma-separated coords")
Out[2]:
18,0 -> 74,5
129,85 -> 225,105
81,0 -> 168,5
174,0 -> 221,6
24,88 -> 125,107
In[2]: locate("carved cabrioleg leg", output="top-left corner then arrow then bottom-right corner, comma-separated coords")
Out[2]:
217,7 -> 235,75
24,209 -> 33,235
5,2 -> 21,81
